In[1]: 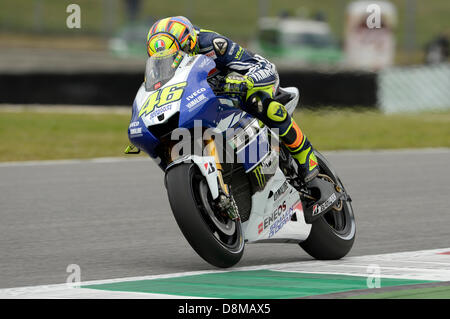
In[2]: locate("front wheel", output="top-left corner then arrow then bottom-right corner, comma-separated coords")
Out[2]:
165,163 -> 244,268
299,151 -> 356,260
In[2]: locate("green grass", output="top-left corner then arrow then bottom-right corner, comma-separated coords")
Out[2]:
0,108 -> 449,162
293,108 -> 450,150
0,110 -> 132,162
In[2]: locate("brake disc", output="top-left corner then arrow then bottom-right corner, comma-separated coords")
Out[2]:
198,180 -> 236,236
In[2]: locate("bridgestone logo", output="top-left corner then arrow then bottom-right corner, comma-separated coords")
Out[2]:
312,193 -> 337,216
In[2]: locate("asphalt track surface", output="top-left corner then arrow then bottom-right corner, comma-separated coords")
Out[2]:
0,149 -> 449,289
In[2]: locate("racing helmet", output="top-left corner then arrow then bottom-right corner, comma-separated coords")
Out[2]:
147,16 -> 198,57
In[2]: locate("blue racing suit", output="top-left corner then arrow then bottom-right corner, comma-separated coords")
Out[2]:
194,27 -> 319,183
194,27 -> 279,94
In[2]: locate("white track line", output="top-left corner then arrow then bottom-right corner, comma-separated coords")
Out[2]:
0,105 -> 130,115
1,148 -> 449,168
0,248 -> 449,299
0,157 -> 147,168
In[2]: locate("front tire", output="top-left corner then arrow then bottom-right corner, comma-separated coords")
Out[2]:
165,163 -> 244,268
299,151 -> 356,260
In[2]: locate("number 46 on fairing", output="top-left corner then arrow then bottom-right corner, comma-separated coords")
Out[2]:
139,81 -> 187,117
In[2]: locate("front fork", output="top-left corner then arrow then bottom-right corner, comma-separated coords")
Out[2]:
204,138 -> 228,195
204,138 -> 239,221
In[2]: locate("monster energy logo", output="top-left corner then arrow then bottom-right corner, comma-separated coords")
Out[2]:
253,165 -> 266,188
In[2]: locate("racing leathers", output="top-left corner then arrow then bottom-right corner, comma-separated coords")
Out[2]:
195,27 -> 319,183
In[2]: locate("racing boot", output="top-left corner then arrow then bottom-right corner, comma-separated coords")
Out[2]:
265,100 -> 320,184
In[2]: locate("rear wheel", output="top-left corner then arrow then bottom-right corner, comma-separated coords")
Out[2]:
299,151 -> 356,260
166,163 -> 244,268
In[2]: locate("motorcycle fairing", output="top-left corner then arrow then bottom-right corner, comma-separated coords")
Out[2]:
129,53 -> 312,243
242,168 -> 312,243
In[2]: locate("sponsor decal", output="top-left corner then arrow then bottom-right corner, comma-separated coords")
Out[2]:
186,88 -> 207,101
129,127 -> 142,135
258,222 -> 263,234
234,46 -> 244,60
205,50 -> 217,59
273,181 -> 289,202
258,200 -> 302,237
213,38 -> 228,55
312,193 -> 337,216
129,121 -> 140,128
186,94 -> 207,111
274,104 -> 286,118
154,82 -> 162,90
208,163 -> 215,174
269,207 -> 295,238
309,157 -> 318,170
253,165 -> 266,188
263,201 -> 287,230
148,104 -> 172,119
204,162 -> 216,175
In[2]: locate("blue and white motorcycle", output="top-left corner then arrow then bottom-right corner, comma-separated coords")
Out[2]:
126,51 -> 355,268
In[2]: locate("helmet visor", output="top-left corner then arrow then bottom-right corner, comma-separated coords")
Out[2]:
144,49 -> 184,91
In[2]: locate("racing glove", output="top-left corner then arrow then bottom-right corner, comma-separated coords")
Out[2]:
223,73 -> 254,99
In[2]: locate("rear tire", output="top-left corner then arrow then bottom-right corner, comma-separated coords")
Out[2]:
299,151 -> 356,260
166,163 -> 244,268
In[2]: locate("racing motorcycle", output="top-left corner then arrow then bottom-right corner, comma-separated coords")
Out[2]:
125,51 -> 355,268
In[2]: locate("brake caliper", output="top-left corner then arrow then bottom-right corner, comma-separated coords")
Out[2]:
215,190 -> 240,221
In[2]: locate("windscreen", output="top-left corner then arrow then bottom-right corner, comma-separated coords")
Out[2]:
144,50 -> 185,91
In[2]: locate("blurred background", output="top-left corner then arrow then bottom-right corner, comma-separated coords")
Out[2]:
1,0 -> 449,63
0,0 -> 449,161
1,1 -> 449,292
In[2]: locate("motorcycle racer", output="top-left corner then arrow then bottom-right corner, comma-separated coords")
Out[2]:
146,16 -> 319,184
